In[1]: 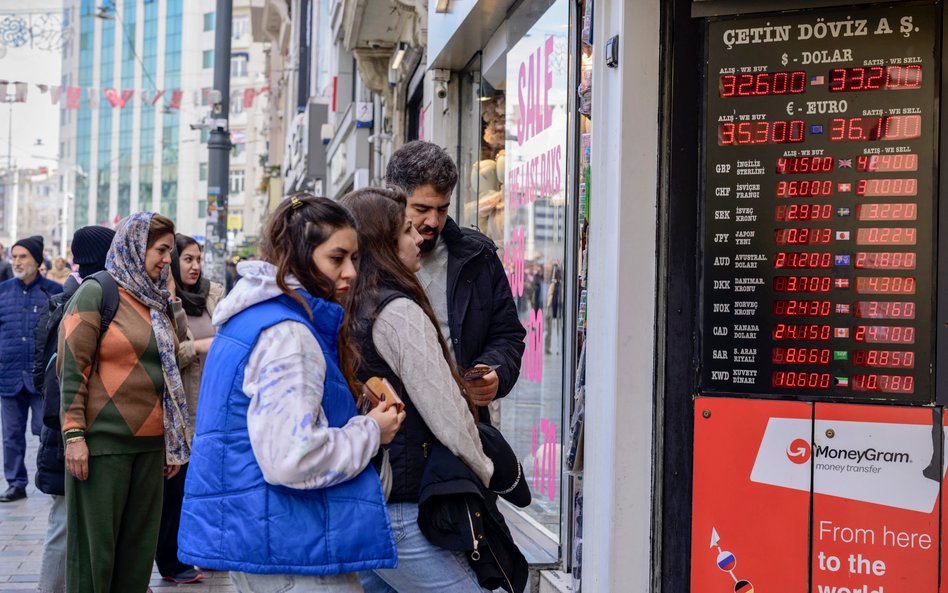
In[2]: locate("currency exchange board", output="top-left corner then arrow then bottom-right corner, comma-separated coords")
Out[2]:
700,3 -> 938,403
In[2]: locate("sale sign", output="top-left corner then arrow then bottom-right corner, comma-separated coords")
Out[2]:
692,398 -> 943,593
504,1 -> 568,214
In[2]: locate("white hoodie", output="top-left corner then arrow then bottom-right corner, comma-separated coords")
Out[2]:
214,261 -> 380,490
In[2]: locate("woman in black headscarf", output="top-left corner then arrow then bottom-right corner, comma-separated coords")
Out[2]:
153,234 -> 225,584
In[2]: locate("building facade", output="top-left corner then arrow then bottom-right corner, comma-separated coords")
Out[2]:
60,0 -> 271,245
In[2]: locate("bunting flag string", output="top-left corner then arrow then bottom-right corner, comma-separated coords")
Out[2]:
0,81 -> 271,111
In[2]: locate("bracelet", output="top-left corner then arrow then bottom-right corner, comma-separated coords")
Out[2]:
65,436 -> 85,445
494,463 -> 522,495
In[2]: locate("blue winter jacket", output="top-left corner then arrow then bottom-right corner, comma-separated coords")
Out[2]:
0,275 -> 62,397
178,291 -> 397,576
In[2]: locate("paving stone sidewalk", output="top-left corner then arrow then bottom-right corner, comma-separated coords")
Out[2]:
0,434 -> 235,592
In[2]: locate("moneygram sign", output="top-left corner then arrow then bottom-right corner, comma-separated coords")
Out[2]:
751,418 -> 940,512
814,445 -> 912,465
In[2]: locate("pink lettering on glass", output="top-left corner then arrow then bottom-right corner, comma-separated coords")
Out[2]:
521,308 -> 544,384
504,226 -> 526,297
516,36 -> 556,146
505,145 -> 563,209
531,418 -> 558,501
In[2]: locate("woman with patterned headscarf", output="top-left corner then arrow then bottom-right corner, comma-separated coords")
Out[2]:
58,212 -> 191,593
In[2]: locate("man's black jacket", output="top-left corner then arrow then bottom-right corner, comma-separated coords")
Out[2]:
417,440 -> 528,593
441,217 -> 526,406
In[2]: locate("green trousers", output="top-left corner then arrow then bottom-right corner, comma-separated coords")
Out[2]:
65,450 -> 164,593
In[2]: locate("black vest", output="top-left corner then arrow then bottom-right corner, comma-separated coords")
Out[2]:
351,287 -> 436,503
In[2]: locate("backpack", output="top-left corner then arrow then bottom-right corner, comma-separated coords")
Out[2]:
34,271 -> 120,496
36,271 -> 120,424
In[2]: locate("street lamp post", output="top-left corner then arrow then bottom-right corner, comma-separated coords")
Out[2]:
204,0 -> 233,286
5,93 -> 18,241
60,165 -> 86,258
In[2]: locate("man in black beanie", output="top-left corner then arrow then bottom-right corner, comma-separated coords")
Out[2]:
32,225 -> 114,592
0,235 -> 62,502
70,225 -> 116,278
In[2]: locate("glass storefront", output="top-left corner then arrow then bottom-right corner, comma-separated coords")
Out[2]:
454,0 -> 570,542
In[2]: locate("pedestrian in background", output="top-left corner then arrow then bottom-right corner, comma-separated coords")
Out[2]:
152,234 -> 224,584
0,242 -> 13,282
341,188 -> 494,593
33,225 -> 115,593
0,235 -> 63,503
179,194 -> 402,593
384,141 -> 525,421
47,257 -> 73,285
59,213 -> 190,593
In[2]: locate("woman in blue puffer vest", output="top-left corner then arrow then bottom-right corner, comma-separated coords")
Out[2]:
179,194 -> 405,592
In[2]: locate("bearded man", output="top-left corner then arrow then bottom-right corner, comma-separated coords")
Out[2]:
0,236 -> 62,502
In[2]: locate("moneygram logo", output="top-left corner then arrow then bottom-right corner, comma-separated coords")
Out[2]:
786,438 -> 811,464
814,445 -> 911,464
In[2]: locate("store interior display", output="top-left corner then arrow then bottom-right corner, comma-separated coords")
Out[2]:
464,93 -> 507,244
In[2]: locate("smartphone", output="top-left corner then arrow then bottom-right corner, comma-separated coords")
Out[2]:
364,377 -> 405,413
462,364 -> 499,381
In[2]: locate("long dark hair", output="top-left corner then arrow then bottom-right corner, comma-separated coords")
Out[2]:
260,193 -> 361,397
340,187 -> 476,418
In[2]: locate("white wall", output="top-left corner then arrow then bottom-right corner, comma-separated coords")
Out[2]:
582,0 -> 661,591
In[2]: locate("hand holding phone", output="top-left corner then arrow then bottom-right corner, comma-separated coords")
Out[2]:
463,364 -> 499,381
363,377 -> 405,413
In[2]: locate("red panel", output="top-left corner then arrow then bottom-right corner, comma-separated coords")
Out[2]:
812,403 -> 939,593
691,397 -> 812,593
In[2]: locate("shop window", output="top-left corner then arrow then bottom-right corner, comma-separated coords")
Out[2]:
498,0 -> 569,542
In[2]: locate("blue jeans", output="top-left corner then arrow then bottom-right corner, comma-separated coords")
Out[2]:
359,502 -> 490,593
39,494 -> 66,593
1,389 -> 42,489
231,571 -> 363,592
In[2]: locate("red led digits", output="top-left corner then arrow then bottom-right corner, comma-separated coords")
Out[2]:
776,156 -> 834,174
775,204 -> 834,221
854,252 -> 917,270
855,203 -> 917,221
773,228 -> 833,245
772,371 -> 832,389
774,276 -> 833,293
772,300 -> 832,316
776,180 -> 834,197
772,348 -> 831,364
855,227 -> 917,245
720,71 -> 807,97
855,277 -> 916,294
855,178 -> 918,197
719,120 -> 805,145
853,301 -> 916,319
772,323 -> 832,341
856,154 -> 918,172
852,350 -> 916,369
854,325 -> 916,344
774,253 -> 832,269
852,374 -> 915,394
829,65 -> 922,92
829,115 -> 922,141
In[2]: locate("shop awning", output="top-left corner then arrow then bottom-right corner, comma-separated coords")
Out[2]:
428,0 -> 521,70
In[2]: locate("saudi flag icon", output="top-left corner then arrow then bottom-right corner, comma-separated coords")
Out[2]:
833,351 -> 848,361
